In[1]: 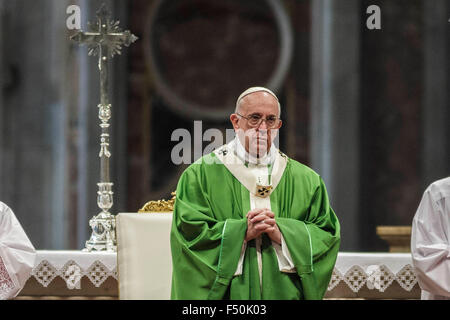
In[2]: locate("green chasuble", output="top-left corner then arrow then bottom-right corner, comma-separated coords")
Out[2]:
170,150 -> 340,300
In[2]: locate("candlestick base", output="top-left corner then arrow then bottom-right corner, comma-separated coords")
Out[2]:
84,182 -> 116,252
84,212 -> 116,252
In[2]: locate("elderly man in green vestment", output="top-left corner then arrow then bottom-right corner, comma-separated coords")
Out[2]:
170,87 -> 340,300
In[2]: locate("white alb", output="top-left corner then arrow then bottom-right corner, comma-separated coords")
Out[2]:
411,177 -> 450,300
0,202 -> 36,299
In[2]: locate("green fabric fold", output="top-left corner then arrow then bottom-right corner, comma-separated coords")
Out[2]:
170,153 -> 340,300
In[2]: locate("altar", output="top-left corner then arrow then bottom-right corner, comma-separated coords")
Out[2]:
16,251 -> 420,300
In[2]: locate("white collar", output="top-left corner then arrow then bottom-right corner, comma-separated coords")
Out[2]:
214,140 -> 288,198
233,137 -> 277,166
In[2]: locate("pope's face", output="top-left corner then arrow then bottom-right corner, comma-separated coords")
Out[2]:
230,92 -> 282,158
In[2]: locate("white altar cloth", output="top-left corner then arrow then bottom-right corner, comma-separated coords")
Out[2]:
32,250 -> 117,289
329,252 -> 417,293
26,251 -> 417,297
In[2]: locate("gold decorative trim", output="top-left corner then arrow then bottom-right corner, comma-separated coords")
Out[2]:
138,192 -> 176,213
278,150 -> 288,160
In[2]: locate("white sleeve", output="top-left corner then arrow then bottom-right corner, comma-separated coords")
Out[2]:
272,234 -> 296,273
233,241 -> 247,276
234,235 -> 297,275
0,203 -> 36,300
411,190 -> 450,298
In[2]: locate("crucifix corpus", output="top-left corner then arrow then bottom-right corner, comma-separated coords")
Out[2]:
71,4 -> 138,251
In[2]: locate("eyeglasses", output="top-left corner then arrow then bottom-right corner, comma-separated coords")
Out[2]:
236,113 -> 280,128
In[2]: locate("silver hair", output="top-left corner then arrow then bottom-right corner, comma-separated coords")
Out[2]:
235,87 -> 281,116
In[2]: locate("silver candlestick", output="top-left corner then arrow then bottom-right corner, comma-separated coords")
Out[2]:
70,4 -> 138,252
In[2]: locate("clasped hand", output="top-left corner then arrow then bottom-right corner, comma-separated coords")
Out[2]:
245,208 -> 281,244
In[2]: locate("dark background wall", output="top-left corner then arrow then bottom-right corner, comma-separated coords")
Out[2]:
0,0 -> 449,251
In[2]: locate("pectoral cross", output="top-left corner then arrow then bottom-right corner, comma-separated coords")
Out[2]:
71,4 -> 138,252
256,185 -> 273,198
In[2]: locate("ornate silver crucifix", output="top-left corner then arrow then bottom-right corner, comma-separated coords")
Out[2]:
71,4 -> 138,251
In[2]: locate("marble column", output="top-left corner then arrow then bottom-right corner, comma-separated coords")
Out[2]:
310,0 -> 360,251
0,0 -> 128,249
0,0 -> 68,248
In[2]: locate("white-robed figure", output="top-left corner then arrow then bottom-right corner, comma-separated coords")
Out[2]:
0,201 -> 36,299
411,177 -> 450,300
